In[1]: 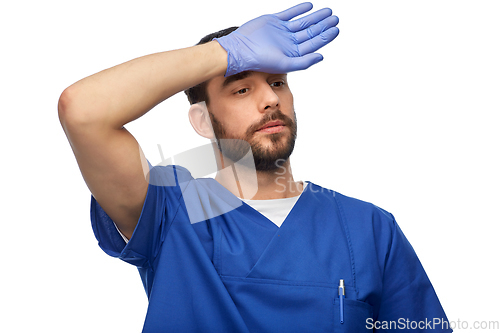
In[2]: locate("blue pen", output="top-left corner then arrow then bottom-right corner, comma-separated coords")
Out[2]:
338,279 -> 345,324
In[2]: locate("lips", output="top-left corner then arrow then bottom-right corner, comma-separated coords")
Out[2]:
257,120 -> 285,131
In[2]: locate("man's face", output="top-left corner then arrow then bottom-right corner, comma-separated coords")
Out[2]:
205,71 -> 297,171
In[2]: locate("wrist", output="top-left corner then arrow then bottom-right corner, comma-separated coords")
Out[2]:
206,40 -> 229,77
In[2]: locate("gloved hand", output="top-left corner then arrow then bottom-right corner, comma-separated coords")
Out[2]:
214,2 -> 339,76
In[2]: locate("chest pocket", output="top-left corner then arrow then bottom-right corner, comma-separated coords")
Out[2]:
333,297 -> 374,332
221,276 -> 373,333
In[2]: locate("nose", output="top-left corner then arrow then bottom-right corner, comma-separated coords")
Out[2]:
258,82 -> 280,113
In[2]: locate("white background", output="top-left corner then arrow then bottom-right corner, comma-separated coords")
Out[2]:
1,0 -> 499,332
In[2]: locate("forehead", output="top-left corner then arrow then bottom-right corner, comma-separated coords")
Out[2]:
221,71 -> 253,88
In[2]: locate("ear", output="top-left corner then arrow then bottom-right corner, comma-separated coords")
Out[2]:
188,102 -> 215,140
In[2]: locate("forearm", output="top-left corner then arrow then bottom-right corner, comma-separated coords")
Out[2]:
59,41 -> 227,129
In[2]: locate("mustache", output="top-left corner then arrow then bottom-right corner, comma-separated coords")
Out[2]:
245,110 -> 295,136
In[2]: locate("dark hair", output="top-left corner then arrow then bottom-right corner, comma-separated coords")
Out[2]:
184,27 -> 239,105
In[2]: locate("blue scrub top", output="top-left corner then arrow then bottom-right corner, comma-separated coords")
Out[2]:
91,165 -> 451,332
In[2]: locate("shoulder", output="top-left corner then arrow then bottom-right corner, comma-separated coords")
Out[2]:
307,182 -> 396,232
147,163 -> 193,187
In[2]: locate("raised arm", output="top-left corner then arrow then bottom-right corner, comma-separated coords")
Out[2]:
58,42 -> 228,239
58,2 -> 339,240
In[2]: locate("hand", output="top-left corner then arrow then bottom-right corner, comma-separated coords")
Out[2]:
214,2 -> 339,76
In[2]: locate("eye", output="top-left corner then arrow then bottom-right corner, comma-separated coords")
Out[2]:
236,88 -> 249,95
270,81 -> 285,88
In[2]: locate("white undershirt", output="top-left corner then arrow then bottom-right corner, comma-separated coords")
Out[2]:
241,181 -> 308,227
115,181 -> 309,242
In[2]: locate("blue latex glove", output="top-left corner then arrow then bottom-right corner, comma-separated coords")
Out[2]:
214,2 -> 339,76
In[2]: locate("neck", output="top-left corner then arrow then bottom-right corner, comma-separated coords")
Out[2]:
214,151 -> 303,200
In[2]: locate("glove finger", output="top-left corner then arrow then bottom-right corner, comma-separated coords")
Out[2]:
293,15 -> 339,44
287,8 -> 333,32
274,2 -> 313,21
297,26 -> 339,56
281,53 -> 324,72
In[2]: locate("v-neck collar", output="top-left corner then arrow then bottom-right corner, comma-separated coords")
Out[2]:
204,177 -> 310,228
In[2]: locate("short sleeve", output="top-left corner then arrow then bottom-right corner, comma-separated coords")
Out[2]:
376,217 -> 452,332
90,164 -> 193,268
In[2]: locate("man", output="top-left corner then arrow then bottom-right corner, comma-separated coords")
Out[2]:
59,3 -> 451,332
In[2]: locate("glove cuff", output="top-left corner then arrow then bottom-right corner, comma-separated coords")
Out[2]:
213,36 -> 241,77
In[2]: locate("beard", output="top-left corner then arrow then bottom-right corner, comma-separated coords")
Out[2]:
208,109 -> 297,172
